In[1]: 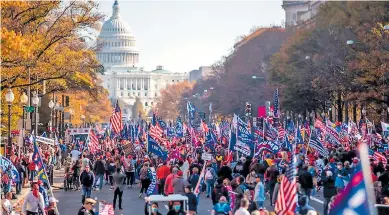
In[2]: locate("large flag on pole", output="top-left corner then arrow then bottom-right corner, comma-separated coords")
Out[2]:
88,130 -> 99,154
32,139 -> 49,185
275,153 -> 297,215
110,100 -> 123,134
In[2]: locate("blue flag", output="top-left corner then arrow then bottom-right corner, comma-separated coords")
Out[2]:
147,135 -> 167,160
234,116 -> 254,157
32,139 -> 49,185
175,117 -> 183,138
0,155 -> 20,183
158,119 -> 167,130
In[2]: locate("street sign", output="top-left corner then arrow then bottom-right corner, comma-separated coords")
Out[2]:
201,152 -> 212,161
24,106 -> 35,113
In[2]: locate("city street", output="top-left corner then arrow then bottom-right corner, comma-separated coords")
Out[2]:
52,169 -> 324,214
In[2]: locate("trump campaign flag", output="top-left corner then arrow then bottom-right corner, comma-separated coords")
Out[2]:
147,135 -> 167,161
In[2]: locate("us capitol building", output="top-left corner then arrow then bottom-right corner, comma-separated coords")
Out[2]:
97,0 -> 188,120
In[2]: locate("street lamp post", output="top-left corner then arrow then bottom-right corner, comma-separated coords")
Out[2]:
20,91 -> 28,156
48,100 -> 55,138
5,88 -> 15,158
32,92 -> 40,136
54,102 -> 60,136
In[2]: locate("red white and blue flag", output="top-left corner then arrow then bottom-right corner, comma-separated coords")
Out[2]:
110,100 -> 123,134
275,153 -> 297,215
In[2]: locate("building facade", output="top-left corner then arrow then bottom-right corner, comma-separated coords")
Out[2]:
189,66 -> 213,82
282,0 -> 326,27
97,1 -> 188,120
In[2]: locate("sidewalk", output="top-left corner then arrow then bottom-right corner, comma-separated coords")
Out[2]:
12,169 -> 64,214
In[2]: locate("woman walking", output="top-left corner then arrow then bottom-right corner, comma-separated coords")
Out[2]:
139,162 -> 151,198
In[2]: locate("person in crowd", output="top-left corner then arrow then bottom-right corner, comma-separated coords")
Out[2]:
79,165 -> 95,204
234,176 -> 255,212
271,175 -> 281,207
165,167 -> 178,195
157,162 -> 170,194
22,183 -> 46,215
234,198 -> 250,215
112,167 -> 126,210
172,171 -> 188,195
46,197 -> 58,215
71,147 -> 81,164
298,164 -> 314,200
185,185 -> 198,215
254,174 -> 265,209
212,178 -> 229,205
166,201 -> 186,215
125,155 -> 136,188
218,162 -> 233,181
2,192 -> 14,215
334,162 -> 349,193
144,202 -> 163,215
211,196 -> 233,215
107,158 -> 116,190
77,198 -> 96,215
321,170 -> 336,215
72,159 -> 81,190
93,155 -> 105,191
139,162 -> 151,198
205,164 -> 217,198
265,163 -> 279,205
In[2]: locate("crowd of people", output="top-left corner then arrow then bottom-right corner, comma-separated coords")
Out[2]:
4,118 -> 389,215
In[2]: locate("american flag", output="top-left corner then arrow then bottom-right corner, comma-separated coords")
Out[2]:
273,87 -> 279,118
149,123 -> 163,140
275,153 -> 297,214
369,149 -> 388,165
308,133 -> 329,157
88,130 -> 99,154
278,125 -> 286,139
110,100 -> 123,134
201,120 -> 209,133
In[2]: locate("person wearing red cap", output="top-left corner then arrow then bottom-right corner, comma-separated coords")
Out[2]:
172,170 -> 189,195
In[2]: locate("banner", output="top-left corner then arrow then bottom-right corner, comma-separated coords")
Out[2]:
147,135 -> 168,160
0,155 -> 20,183
36,136 -> 55,145
99,202 -> 114,215
255,140 -> 280,157
146,167 -> 158,196
175,119 -> 183,138
205,130 -> 217,150
235,116 -> 254,157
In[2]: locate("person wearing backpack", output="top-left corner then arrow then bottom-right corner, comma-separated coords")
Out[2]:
212,178 -> 229,205
211,196 -> 233,215
205,165 -> 216,198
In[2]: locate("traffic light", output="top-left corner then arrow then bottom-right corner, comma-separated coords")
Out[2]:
65,96 -> 69,107
265,101 -> 271,117
245,102 -> 252,117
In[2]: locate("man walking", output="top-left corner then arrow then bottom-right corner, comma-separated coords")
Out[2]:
112,167 -> 126,210
93,155 -> 105,191
80,165 -> 95,204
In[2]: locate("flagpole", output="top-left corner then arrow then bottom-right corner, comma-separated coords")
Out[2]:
359,139 -> 378,215
305,122 -> 313,157
33,139 -> 61,215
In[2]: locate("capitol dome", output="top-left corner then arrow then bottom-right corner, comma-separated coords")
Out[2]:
97,0 -> 140,68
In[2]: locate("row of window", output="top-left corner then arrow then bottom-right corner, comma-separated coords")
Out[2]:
120,92 -> 158,97
102,41 -> 135,47
103,27 -> 127,33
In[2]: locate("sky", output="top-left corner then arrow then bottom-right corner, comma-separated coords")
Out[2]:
96,0 -> 285,73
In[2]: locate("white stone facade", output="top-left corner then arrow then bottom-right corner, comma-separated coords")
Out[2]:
97,1 -> 188,120
282,0 -> 326,27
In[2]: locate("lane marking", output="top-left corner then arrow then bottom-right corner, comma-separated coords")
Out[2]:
311,196 -> 324,204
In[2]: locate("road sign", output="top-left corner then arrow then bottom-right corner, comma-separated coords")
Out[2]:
24,106 -> 35,113
201,152 -> 212,161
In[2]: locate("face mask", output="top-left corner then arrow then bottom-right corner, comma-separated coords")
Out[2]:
152,208 -> 158,213
174,205 -> 180,211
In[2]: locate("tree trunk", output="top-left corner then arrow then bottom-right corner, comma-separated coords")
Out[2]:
337,91 -> 342,122
353,102 -> 357,122
345,100 -> 349,123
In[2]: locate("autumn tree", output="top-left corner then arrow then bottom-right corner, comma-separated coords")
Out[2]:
269,1 -> 389,121
1,1 -> 109,134
132,97 -> 145,119
156,81 -> 194,120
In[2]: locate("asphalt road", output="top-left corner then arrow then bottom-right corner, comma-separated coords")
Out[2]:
52,170 -> 325,215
